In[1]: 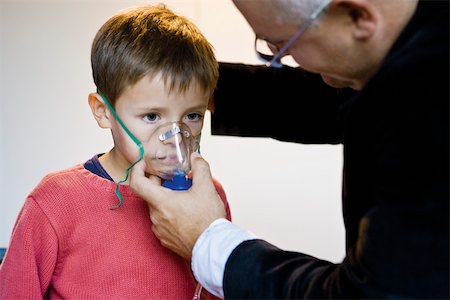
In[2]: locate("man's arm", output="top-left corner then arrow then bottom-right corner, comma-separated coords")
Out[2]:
129,153 -> 227,260
222,196 -> 449,299
191,219 -> 255,298
212,63 -> 355,144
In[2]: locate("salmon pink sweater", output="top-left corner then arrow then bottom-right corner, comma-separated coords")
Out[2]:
0,164 -> 231,299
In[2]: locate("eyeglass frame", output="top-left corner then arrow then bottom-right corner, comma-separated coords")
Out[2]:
255,0 -> 331,68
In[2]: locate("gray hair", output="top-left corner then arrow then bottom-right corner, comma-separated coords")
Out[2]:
269,0 -> 329,26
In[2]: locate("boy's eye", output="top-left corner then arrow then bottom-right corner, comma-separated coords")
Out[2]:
143,113 -> 160,122
185,113 -> 203,122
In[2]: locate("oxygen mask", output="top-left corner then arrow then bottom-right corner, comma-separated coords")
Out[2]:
99,93 -> 201,208
144,121 -> 197,190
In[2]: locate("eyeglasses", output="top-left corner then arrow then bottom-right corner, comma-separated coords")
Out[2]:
255,0 -> 331,68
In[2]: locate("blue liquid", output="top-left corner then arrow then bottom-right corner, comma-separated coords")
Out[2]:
162,170 -> 192,190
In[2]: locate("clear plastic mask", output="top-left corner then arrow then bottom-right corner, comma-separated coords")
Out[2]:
99,92 -> 199,208
144,121 -> 197,190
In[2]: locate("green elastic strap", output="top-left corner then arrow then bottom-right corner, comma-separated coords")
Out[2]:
99,92 -> 144,209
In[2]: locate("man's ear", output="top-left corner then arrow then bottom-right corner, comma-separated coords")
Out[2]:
331,0 -> 377,40
88,92 -> 113,128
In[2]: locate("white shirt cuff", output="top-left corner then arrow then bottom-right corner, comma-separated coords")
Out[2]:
191,218 -> 256,298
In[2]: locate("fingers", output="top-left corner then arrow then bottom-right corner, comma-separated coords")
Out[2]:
129,158 -> 147,181
149,174 -> 162,185
190,152 -> 215,191
189,153 -> 227,219
129,160 -> 163,207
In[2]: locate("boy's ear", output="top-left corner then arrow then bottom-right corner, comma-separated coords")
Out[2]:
207,96 -> 215,113
331,0 -> 377,40
88,92 -> 113,129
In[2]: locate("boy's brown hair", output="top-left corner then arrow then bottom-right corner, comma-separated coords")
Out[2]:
91,5 -> 218,105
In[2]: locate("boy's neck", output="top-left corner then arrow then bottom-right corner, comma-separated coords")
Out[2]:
98,149 -> 130,184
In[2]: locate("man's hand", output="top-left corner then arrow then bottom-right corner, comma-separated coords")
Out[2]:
129,152 -> 227,260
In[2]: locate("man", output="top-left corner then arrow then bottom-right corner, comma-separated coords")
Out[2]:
130,0 -> 449,298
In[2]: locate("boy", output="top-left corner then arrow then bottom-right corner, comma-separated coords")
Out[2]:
0,5 -> 230,299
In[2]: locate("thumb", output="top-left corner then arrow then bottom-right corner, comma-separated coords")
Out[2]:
190,152 -> 215,191
129,160 -> 163,207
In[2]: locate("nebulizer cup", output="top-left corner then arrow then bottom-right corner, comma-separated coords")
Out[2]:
143,121 -> 197,190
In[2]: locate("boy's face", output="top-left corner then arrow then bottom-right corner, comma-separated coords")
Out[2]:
106,73 -> 209,177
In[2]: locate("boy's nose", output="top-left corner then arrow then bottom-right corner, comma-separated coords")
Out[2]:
162,132 -> 183,147
159,122 -> 182,141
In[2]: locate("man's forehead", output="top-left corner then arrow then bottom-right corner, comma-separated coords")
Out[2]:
238,14 -> 300,42
233,0 -> 302,32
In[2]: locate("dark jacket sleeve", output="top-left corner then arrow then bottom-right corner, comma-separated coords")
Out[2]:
212,63 -> 355,144
223,199 -> 449,299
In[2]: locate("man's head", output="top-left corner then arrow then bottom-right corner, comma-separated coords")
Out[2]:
234,0 -> 418,90
91,4 -> 218,105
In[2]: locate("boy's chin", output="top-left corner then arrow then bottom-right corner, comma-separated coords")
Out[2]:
145,168 -> 173,181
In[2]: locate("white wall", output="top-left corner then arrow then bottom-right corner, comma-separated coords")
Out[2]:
0,0 -> 345,263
